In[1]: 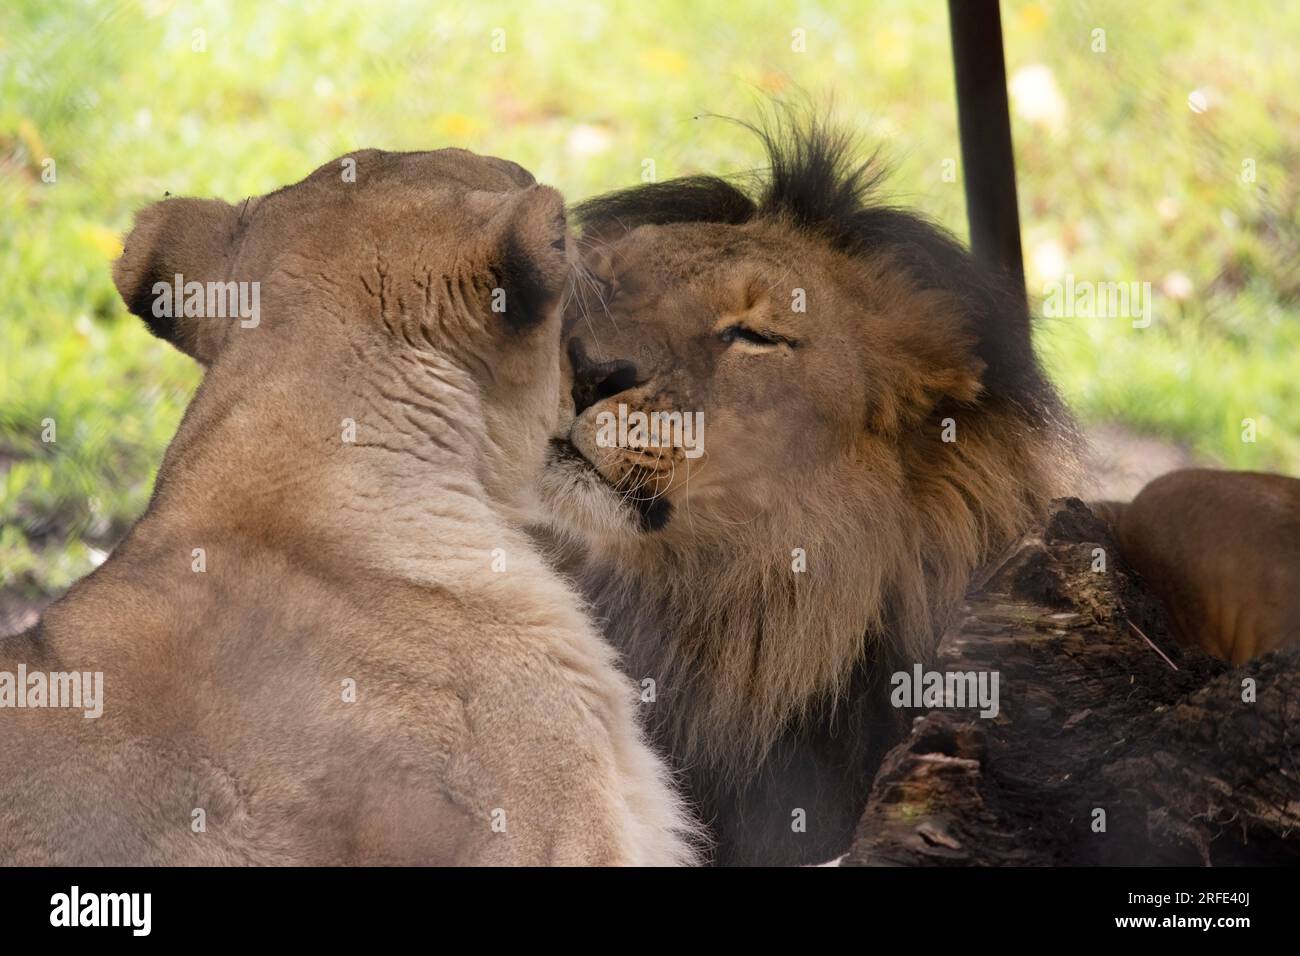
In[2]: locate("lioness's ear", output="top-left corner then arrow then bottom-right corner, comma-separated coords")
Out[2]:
113,197 -> 243,365
485,185 -> 569,331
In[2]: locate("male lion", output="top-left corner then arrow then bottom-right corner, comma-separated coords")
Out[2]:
0,149 -> 695,865
539,119 -> 1079,865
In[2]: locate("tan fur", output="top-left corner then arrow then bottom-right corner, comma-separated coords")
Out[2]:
541,216 -> 1079,779
1109,468 -> 1300,665
0,149 -> 696,865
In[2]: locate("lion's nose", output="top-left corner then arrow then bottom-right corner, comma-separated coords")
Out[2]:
568,338 -> 640,415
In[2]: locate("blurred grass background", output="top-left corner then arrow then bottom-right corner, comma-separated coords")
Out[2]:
1,0 -> 1297,603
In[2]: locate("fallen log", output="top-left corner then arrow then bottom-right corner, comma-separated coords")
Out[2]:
845,498 -> 1300,866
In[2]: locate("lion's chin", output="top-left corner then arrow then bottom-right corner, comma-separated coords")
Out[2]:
539,438 -> 673,539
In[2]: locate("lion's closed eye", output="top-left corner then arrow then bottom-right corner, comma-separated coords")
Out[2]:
719,324 -> 797,348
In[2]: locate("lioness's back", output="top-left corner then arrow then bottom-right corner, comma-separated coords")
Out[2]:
2,533 -> 686,864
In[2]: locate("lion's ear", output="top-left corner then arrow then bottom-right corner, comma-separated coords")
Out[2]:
113,197 -> 243,365
482,184 -> 570,331
868,297 -> 986,436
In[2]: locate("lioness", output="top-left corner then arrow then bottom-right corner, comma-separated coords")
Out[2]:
0,149 -> 695,865
539,119 -> 1078,865
1104,468 -> 1300,665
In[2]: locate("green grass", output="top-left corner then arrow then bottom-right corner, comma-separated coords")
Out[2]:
2,0 -> 1298,597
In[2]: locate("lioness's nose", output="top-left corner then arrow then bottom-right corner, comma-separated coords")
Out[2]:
568,338 -> 640,415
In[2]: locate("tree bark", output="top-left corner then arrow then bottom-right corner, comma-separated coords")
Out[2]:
845,498 -> 1300,866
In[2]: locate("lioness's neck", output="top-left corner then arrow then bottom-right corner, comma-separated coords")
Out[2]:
142,350 -> 528,590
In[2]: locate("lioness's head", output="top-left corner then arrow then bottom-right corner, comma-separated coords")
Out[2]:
114,149 -> 569,514
539,119 -> 1078,773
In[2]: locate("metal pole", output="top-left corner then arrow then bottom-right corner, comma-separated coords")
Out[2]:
947,0 -> 1025,293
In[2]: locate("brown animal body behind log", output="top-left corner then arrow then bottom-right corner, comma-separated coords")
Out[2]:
1111,468 -> 1300,664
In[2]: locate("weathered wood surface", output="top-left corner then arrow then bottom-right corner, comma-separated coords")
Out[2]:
845,498 -> 1300,866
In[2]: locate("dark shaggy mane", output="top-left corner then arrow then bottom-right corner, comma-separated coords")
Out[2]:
574,175 -> 756,231
573,112 -> 1062,421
